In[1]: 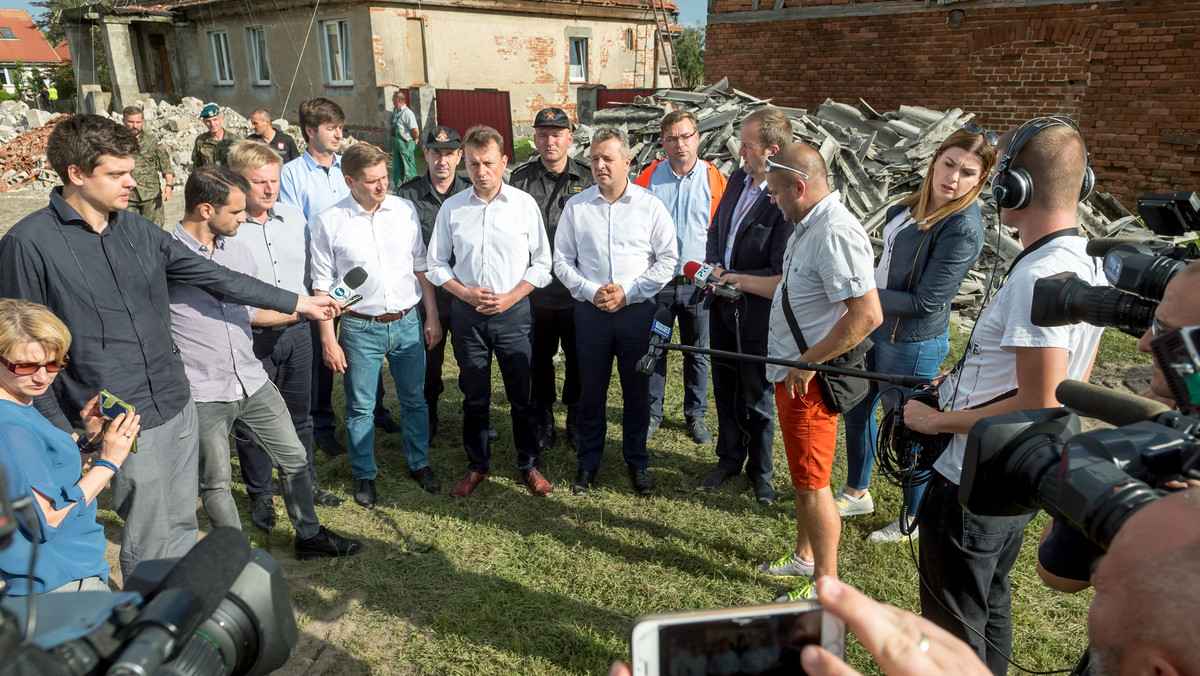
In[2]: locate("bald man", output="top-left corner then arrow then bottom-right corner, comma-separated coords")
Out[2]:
756,142 -> 881,602
903,119 -> 1106,674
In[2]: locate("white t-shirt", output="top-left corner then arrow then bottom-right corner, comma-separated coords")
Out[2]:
934,234 -> 1106,484
875,208 -> 915,288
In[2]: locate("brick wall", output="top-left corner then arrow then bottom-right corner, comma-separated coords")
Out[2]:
707,0 -> 1200,208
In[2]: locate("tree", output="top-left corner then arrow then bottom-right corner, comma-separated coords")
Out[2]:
31,0 -> 112,92
675,26 -> 705,88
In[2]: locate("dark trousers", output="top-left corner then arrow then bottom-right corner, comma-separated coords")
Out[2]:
918,471 -> 1035,676
648,284 -> 709,420
451,297 -> 540,473
709,310 -> 774,480
574,300 -> 655,472
531,303 -> 580,412
310,319 -> 391,438
422,288 -> 454,412
236,322 -> 315,502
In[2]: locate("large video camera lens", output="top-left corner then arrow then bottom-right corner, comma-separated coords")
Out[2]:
1103,243 -> 1186,301
1030,272 -> 1157,336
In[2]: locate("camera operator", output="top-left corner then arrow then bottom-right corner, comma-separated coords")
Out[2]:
902,119 -> 1106,674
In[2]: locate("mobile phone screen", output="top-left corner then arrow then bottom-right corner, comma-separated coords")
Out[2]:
656,610 -> 831,675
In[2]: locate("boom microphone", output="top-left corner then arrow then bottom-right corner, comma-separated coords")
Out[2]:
107,527 -> 252,676
682,261 -> 743,301
329,266 -> 368,306
637,308 -> 674,377
1055,379 -> 1173,428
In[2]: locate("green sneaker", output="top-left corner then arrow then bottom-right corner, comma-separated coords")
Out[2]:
775,578 -> 818,603
756,551 -> 814,577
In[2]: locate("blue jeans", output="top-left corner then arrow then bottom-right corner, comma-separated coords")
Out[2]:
340,311 -> 430,479
842,327 -> 948,511
648,284 -> 709,420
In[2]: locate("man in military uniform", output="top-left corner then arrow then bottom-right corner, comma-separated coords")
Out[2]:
192,103 -> 240,169
122,105 -> 175,228
248,108 -> 301,163
508,107 -> 594,452
397,125 -> 471,439
390,90 -> 420,190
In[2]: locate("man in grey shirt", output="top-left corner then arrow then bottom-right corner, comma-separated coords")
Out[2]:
168,165 -> 361,560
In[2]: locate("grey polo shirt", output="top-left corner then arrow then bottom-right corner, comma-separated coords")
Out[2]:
239,203 -> 311,295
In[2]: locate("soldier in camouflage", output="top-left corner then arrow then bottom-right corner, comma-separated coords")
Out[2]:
122,105 -> 175,228
192,103 -> 240,169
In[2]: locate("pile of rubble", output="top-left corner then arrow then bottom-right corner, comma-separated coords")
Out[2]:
580,78 -> 1157,325
0,100 -> 63,193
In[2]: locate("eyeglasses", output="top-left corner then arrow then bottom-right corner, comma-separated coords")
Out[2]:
0,355 -> 69,376
663,130 -> 698,146
764,155 -> 809,180
962,122 -> 999,147
1150,315 -> 1172,340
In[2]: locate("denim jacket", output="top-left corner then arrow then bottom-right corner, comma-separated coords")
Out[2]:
877,202 -> 985,343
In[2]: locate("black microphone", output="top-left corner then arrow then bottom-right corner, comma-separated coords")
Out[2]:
1055,379 -> 1172,427
683,261 -> 743,301
107,527 -> 252,676
637,309 -> 675,377
329,266 -> 368,306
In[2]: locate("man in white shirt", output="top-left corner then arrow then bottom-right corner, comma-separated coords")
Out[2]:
427,125 -> 553,499
903,119 -> 1105,674
389,90 -> 420,189
758,142 -> 881,602
310,143 -> 443,509
553,126 -> 678,496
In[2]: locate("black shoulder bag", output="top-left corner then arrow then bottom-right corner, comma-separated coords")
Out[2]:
780,281 -> 873,414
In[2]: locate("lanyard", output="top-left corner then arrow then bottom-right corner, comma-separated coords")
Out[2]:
1000,227 -> 1079,286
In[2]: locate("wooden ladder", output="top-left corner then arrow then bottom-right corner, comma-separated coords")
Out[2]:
649,0 -> 682,87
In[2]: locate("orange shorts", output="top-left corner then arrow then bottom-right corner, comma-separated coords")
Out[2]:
774,382 -> 840,490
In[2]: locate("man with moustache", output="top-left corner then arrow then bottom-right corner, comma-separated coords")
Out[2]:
122,105 -> 174,228
509,107 -> 594,452
427,125 -> 553,499
553,126 -> 677,496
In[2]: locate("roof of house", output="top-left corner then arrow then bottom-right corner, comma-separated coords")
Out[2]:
0,10 -> 61,65
53,39 -> 70,62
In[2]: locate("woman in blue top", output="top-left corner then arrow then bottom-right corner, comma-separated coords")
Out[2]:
838,125 -> 997,542
0,298 -> 140,594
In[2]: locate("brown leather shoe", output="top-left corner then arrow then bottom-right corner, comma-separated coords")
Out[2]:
449,471 -> 488,498
522,469 -> 553,497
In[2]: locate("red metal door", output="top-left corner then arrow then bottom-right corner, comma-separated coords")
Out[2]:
435,89 -> 514,160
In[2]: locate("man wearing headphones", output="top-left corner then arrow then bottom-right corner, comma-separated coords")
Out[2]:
903,118 -> 1106,675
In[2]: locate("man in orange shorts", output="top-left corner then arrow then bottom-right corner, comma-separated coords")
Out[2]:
757,142 -> 881,602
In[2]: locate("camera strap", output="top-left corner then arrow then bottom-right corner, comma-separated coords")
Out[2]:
1000,226 -> 1079,286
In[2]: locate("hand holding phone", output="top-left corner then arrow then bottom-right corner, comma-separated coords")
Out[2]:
98,390 -> 137,453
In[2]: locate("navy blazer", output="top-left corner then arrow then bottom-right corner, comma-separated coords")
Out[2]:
877,201 -> 985,343
704,167 -> 793,344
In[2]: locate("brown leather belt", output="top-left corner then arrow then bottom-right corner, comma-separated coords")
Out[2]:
346,307 -> 415,323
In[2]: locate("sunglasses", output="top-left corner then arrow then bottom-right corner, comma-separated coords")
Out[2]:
0,354 -> 69,376
962,122 -> 999,147
764,155 -> 809,180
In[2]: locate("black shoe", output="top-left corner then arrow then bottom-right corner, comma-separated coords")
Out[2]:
295,526 -> 363,560
536,407 -> 555,451
313,487 -> 344,507
376,416 -> 403,435
487,428 -> 500,442
687,418 -> 712,444
572,469 -> 595,495
355,478 -> 377,508
751,476 -> 777,506
565,407 -> 580,453
629,466 -> 654,496
699,466 -> 734,492
647,415 -> 663,439
314,434 -> 347,457
410,466 -> 441,495
250,498 -> 277,531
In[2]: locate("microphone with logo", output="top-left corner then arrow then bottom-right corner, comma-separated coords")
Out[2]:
328,266 -> 368,309
683,261 -> 743,301
637,308 -> 675,377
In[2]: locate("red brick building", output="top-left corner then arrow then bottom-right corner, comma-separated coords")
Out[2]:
706,0 -> 1200,208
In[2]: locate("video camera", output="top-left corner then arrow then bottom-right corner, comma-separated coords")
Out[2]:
958,326 -> 1200,551
1031,191 -> 1199,337
0,470 -> 297,676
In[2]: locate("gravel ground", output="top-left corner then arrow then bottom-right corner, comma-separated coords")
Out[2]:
0,185 -> 186,237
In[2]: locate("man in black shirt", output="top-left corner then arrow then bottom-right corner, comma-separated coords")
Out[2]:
248,108 -> 302,164
0,114 -> 340,578
397,125 -> 471,438
508,108 -> 594,452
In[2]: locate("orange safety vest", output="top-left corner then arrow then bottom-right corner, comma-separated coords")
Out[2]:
634,158 -> 727,224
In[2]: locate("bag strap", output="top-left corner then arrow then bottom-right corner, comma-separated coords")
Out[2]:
780,281 -> 810,355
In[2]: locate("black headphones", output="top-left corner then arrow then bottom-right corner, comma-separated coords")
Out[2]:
989,116 -> 1095,210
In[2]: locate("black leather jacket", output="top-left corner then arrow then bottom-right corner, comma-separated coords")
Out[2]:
877,202 -> 985,343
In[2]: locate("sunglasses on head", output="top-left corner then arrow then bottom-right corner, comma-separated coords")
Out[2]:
764,155 -> 809,179
0,355 -> 69,376
962,122 -> 999,147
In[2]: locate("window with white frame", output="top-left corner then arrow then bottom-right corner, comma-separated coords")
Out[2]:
246,26 -> 271,85
319,19 -> 353,85
569,37 -> 588,83
208,31 -> 234,85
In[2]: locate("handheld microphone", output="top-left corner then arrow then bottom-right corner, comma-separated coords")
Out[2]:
107,527 -> 252,676
329,266 -> 368,306
1055,379 -> 1172,428
637,308 -> 675,377
682,261 -> 743,301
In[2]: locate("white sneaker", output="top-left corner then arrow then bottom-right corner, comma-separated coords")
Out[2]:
834,485 -> 874,517
868,516 -> 919,543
